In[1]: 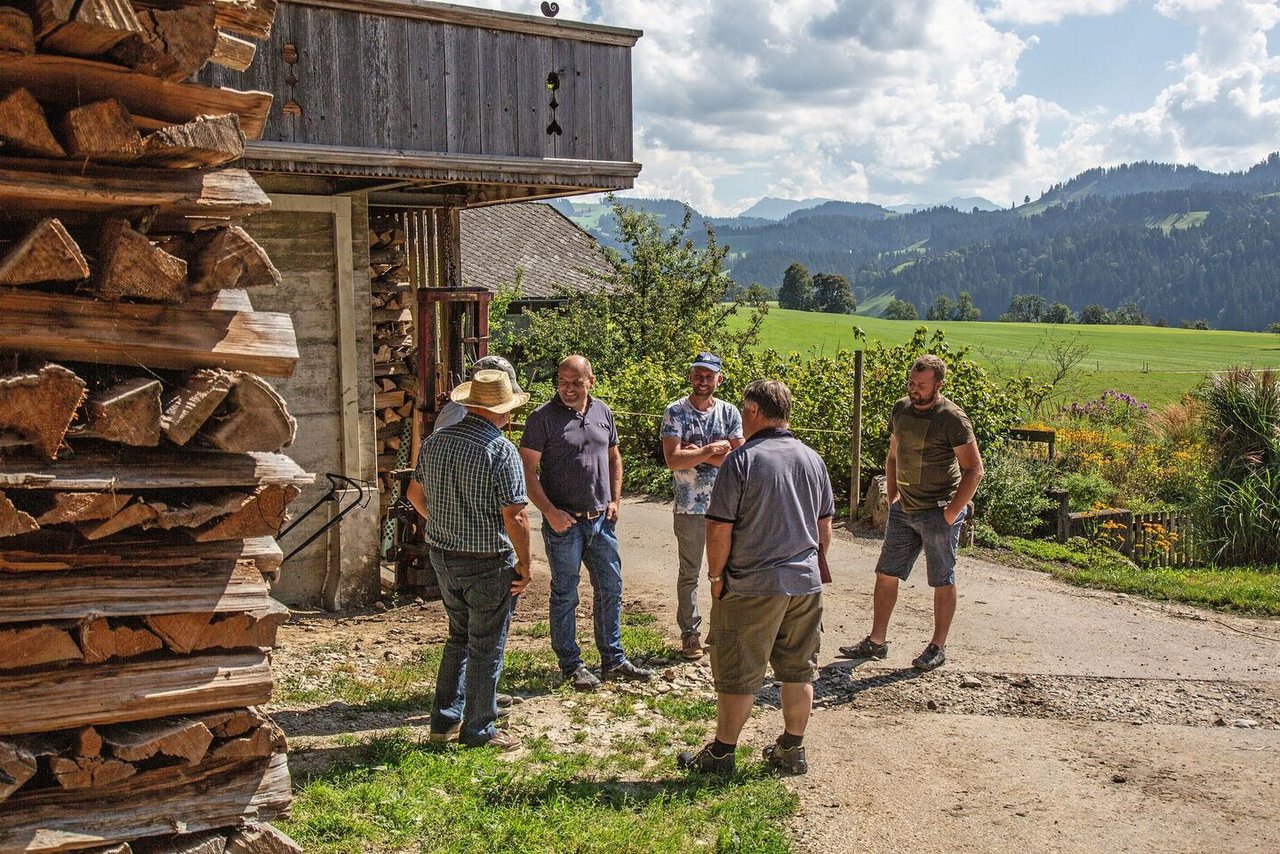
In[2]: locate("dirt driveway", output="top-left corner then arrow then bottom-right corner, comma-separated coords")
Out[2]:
279,497 -> 1280,853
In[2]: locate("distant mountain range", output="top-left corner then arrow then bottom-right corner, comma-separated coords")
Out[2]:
549,154 -> 1280,330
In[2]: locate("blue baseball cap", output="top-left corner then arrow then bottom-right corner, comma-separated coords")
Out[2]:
690,352 -> 723,373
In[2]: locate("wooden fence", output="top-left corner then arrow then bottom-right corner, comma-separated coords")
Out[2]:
1131,509 -> 1206,568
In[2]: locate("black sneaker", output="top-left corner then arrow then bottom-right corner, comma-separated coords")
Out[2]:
602,660 -> 652,682
677,742 -> 735,775
763,740 -> 809,775
912,643 -> 946,671
566,664 -> 601,692
837,635 -> 889,660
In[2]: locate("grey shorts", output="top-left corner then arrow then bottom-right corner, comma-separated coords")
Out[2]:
875,502 -> 967,587
706,590 -> 822,694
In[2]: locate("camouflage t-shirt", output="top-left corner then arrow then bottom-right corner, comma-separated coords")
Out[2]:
660,396 -> 743,515
890,395 -> 976,512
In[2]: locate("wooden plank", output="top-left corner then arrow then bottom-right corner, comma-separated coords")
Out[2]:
0,652 -> 273,735
479,27 -> 517,156
0,560 -> 270,623
0,534 -> 281,572
515,32 -> 551,158
358,12 -> 390,150
0,291 -> 297,377
0,54 -> 272,139
0,752 -> 290,852
0,448 -> 312,490
443,23 -> 481,154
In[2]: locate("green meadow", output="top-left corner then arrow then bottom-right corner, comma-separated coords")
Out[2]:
735,308 -> 1280,409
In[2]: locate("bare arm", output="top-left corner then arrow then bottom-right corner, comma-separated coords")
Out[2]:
502,503 -> 532,595
407,479 -> 428,519
662,436 -> 733,470
606,444 -> 623,520
945,440 -> 984,525
518,447 -> 574,532
884,434 -> 899,505
706,518 -> 733,599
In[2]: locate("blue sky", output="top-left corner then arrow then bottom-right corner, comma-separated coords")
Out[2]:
474,1 -> 1280,216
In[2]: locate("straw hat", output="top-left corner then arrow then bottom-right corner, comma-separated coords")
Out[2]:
450,369 -> 530,414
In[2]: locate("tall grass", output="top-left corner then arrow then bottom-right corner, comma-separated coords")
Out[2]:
1197,368 -> 1280,565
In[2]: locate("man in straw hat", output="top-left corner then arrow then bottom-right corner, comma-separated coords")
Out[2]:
407,369 -> 531,750
520,355 -> 652,691
433,355 -> 524,433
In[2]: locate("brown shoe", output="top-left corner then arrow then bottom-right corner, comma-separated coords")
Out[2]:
427,722 -> 461,745
681,634 -> 704,660
467,730 -> 521,752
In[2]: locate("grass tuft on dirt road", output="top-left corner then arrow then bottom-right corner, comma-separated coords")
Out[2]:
995,538 -> 1280,615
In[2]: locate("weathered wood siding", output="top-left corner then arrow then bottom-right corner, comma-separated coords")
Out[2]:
202,3 -> 634,163
241,198 -> 380,608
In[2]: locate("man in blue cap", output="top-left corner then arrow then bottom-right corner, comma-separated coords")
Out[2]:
660,351 -> 743,660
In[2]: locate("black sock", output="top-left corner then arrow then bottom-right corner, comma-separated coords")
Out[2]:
710,738 -> 736,757
778,731 -> 803,749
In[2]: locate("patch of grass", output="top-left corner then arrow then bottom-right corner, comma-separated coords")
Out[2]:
516,620 -> 551,639
498,648 -> 561,696
275,647 -> 442,710
649,694 -> 718,723
1001,538 -> 1280,615
284,731 -> 798,854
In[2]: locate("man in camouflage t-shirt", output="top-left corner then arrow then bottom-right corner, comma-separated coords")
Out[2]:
661,352 -> 743,660
839,355 -> 984,671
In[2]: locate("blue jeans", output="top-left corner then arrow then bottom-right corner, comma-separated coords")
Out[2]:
543,516 -> 625,674
428,548 -> 515,746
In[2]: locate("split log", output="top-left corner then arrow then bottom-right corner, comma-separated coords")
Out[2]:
375,389 -> 405,409
0,559 -> 269,622
123,6 -> 218,80
193,484 -> 300,541
77,725 -> 102,758
226,825 -> 301,854
187,224 -> 280,292
0,8 -> 36,55
84,845 -> 132,854
0,534 -> 282,573
212,29 -> 255,71
208,718 -> 284,762
0,54 -> 273,139
59,98 -> 142,159
35,491 -> 133,525
100,717 -> 213,765
201,707 -> 266,740
0,490 -> 38,538
146,490 -> 249,531
0,217 -> 89,285
78,617 -> 164,663
141,113 -> 244,169
0,752 -> 291,852
148,598 -> 288,653
0,86 -> 65,156
212,0 -> 277,40
0,739 -> 37,802
161,368 -> 235,445
0,158 -> 271,225
81,498 -> 156,540
0,651 -> 273,735
94,218 -> 189,303
373,308 -> 412,324
0,363 -> 86,460
0,291 -> 298,377
133,830 -> 226,854
49,754 -> 136,789
200,373 -> 295,452
31,0 -> 145,58
72,377 -> 163,446
0,622 -> 81,669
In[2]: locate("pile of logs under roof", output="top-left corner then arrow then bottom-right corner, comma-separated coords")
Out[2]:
369,217 -> 415,520
0,1 -> 307,851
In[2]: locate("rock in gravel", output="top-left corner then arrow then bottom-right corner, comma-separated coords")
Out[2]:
1230,718 -> 1259,728
927,699 -> 939,710
1112,774 -> 1127,784
961,675 -> 984,689
374,601 -> 388,612
1214,717 -> 1228,727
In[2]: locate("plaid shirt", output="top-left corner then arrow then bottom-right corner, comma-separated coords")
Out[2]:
414,414 -> 527,553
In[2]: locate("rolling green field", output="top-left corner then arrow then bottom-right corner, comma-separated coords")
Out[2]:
734,308 -> 1280,409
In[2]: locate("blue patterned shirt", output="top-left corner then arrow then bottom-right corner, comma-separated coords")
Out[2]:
414,414 -> 527,553
660,396 -> 744,515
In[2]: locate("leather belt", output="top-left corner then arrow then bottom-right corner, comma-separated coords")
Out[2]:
430,547 -> 503,559
569,510 -> 604,520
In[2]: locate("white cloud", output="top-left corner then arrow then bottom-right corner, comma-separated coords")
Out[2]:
985,0 -> 1131,25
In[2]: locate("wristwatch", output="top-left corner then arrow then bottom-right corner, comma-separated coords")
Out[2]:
707,574 -> 723,583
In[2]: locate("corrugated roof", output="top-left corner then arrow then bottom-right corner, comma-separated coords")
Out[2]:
460,203 -> 614,300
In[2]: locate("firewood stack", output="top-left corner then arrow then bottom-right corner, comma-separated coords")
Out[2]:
0,1 -> 307,851
369,217 -> 416,520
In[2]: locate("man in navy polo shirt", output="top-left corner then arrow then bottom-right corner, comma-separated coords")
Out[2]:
519,355 -> 652,691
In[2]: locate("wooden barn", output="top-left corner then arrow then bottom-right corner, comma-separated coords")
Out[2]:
198,0 -> 642,609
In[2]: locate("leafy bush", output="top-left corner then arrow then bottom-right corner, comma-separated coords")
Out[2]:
974,443 -> 1054,536
1058,470 -> 1115,512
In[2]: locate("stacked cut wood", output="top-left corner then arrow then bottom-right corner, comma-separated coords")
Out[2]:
369,217 -> 416,520
0,1 -> 306,852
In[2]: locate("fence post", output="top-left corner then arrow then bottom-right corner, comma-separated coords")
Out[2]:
849,350 -> 864,524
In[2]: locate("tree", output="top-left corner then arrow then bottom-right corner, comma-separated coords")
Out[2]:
926,294 -> 955,321
778,262 -> 814,310
1043,301 -> 1076,324
1113,301 -> 1149,326
884,298 -> 919,320
813,272 -> 856,314
952,291 -> 981,321
1080,303 -> 1111,324
522,199 -> 765,379
1269,322 -> 1280,336
999,293 -> 1045,323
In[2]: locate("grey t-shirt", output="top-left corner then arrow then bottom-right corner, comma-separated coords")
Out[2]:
519,395 -> 619,513
706,428 -> 835,596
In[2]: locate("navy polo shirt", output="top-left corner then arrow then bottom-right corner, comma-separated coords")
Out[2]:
520,395 -> 618,513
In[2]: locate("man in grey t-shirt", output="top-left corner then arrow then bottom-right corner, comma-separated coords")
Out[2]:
676,379 -> 833,777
